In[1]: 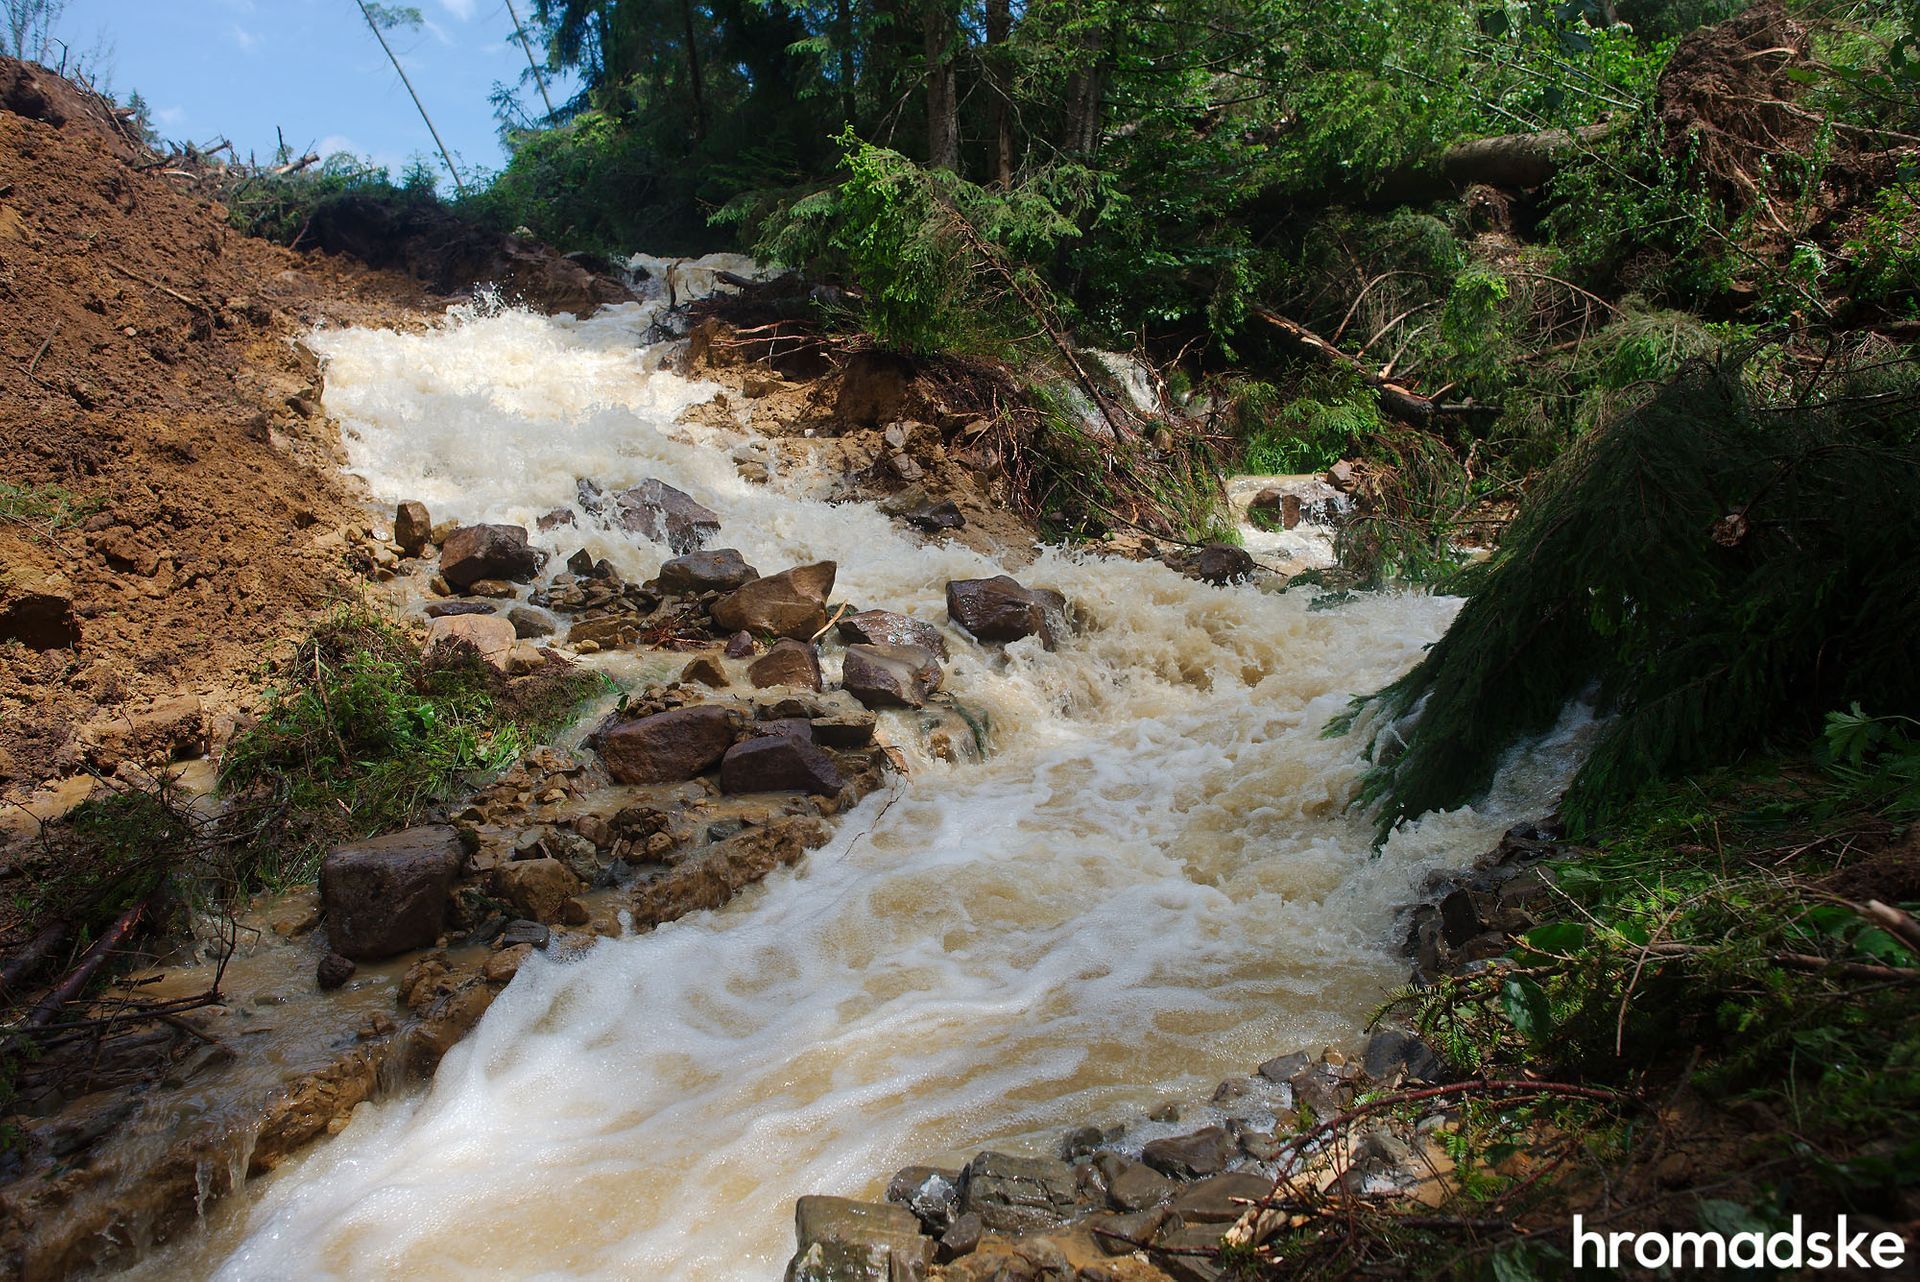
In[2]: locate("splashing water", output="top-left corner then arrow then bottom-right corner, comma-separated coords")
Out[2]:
151,283 -> 1580,1280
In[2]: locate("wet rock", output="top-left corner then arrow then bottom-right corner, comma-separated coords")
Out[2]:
841,643 -> 943,709
711,561 -> 836,640
749,638 -> 824,690
1148,1102 -> 1182,1124
1167,1172 -> 1272,1223
482,943 -> 532,983
597,705 -> 737,784
905,499 -> 965,531
490,857 -> 582,924
1439,888 -> 1482,949
888,1166 -> 963,1232
1105,1160 -> 1174,1213
946,576 -> 1065,647
1193,544 -> 1254,586
1247,488 -> 1299,531
754,717 -> 816,742
938,1212 -> 984,1261
1087,1206 -> 1171,1256
1140,1126 -> 1237,1179
720,735 -> 845,796
724,630 -> 756,658
811,710 -> 878,749
466,578 -> 519,600
315,953 -> 356,991
786,1195 -> 933,1282
536,507 -> 575,532
424,600 -> 495,618
1289,1064 -> 1346,1119
629,817 -> 833,925
836,609 -> 949,659
393,500 -> 433,554
439,524 -> 539,589
1362,1028 -> 1443,1086
1256,1051 -> 1309,1083
426,613 -> 518,670
657,547 -> 757,593
499,919 -> 551,949
680,654 -> 731,688
0,566 -> 80,650
508,605 -> 556,639
961,1151 -> 1079,1234
1059,1125 -> 1106,1162
615,478 -> 720,554
320,825 -> 464,960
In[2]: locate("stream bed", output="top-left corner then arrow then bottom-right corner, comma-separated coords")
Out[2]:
125,270 -> 1580,1281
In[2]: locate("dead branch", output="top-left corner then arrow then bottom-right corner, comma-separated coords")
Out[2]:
1252,307 -> 1496,427
106,260 -> 215,321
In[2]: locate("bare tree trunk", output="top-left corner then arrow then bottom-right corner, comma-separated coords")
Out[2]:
836,0 -> 855,125
354,0 -> 467,196
680,0 -> 706,141
504,0 -> 556,120
1062,21 -> 1112,157
985,0 -> 1012,184
922,1 -> 958,172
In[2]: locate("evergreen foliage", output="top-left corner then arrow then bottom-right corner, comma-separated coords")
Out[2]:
1345,354 -> 1920,837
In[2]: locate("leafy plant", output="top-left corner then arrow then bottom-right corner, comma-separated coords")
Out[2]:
219,605 -> 605,883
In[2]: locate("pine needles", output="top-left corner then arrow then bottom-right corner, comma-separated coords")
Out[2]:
1344,352 -> 1920,839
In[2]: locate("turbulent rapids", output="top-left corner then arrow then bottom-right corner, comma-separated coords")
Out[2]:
134,268 -> 1581,1281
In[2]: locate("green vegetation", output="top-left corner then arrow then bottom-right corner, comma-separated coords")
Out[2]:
1344,356 -> 1920,839
0,481 -> 104,535
219,605 -> 606,884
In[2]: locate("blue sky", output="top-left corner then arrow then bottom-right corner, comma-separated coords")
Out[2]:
61,1 -> 577,189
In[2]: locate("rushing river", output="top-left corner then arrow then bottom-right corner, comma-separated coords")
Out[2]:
137,263 -> 1581,1280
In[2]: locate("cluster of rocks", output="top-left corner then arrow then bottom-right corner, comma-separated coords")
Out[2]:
1404,819 -> 1564,980
785,1028 -> 1449,1282
305,482 -> 1075,1075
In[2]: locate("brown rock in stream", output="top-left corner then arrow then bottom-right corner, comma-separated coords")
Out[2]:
597,704 -> 738,784
710,561 -> 836,640
319,826 -> 465,960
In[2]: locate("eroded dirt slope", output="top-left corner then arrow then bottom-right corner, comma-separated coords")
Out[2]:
0,58 -> 426,816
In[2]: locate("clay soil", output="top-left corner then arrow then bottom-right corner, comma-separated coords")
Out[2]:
0,59 -> 429,830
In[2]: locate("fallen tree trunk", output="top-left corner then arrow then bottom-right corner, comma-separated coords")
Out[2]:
1250,307 -> 1495,427
1438,122 -> 1615,190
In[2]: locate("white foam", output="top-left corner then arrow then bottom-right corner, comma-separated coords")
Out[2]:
169,298 -> 1582,1281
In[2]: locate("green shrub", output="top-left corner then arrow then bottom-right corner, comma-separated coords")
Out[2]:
220,606 -> 605,883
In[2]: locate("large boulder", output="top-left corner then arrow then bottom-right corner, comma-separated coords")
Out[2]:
841,644 -> 943,710
748,638 -> 823,690
656,547 -> 757,594
439,524 -> 539,589
835,609 -> 948,659
711,562 -> 836,640
945,576 -> 1065,647
720,735 -> 845,796
615,478 -> 720,554
959,1152 -> 1079,1235
320,826 -> 465,960
0,565 -> 79,650
427,613 -> 518,670
597,704 -> 738,784
785,1195 -> 932,1282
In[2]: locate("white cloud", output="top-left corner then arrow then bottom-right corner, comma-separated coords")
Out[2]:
230,25 -> 259,51
154,105 -> 186,127
437,0 -> 478,18
318,135 -> 359,158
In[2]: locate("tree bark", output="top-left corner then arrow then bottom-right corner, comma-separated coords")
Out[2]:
354,0 -> 467,196
680,0 -> 707,141
923,1 -> 959,171
836,0 -> 855,125
986,0 -> 1013,184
